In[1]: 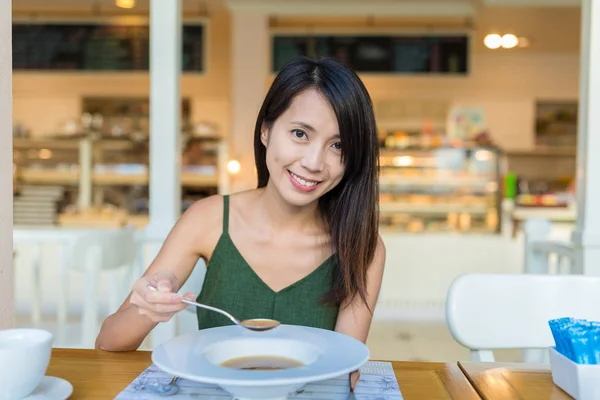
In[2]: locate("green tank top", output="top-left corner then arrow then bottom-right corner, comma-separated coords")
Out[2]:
195,195 -> 339,330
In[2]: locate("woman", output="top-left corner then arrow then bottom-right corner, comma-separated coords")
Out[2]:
96,57 -> 385,386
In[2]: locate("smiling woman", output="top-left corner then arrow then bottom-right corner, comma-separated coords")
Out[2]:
259,91 -> 345,198
96,58 -> 386,387
254,58 -> 381,308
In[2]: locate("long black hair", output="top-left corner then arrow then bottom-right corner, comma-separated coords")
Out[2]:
254,56 -> 379,308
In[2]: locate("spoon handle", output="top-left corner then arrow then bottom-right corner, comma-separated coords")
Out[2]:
145,284 -> 239,326
180,298 -> 240,326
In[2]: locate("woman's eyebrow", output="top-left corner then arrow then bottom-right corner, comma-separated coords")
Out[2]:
290,121 -> 316,132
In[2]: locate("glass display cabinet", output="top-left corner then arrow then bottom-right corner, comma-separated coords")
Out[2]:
379,146 -> 503,234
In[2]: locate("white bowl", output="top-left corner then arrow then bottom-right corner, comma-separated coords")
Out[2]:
152,324 -> 369,400
0,329 -> 53,400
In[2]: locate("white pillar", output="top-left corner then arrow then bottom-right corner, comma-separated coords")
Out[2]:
572,0 -> 600,275
146,0 -> 182,346
78,137 -> 93,211
230,12 -> 269,191
0,0 -> 13,329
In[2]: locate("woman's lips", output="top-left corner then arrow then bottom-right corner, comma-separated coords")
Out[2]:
287,170 -> 321,192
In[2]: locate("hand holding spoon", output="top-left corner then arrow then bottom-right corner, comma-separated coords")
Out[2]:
146,284 -> 280,332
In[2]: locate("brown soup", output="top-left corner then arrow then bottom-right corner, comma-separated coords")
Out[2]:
240,319 -> 279,329
220,356 -> 304,370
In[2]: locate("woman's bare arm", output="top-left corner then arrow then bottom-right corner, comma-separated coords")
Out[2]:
334,235 -> 386,389
95,195 -> 222,351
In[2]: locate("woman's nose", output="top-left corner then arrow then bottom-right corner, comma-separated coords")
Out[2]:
300,145 -> 325,172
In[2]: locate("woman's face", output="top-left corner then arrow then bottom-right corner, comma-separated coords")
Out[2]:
261,88 -> 345,208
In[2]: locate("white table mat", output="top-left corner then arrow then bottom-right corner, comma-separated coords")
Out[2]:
115,361 -> 403,399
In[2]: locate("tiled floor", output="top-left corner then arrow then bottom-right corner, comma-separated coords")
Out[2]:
15,315 -> 521,363
366,321 -> 521,363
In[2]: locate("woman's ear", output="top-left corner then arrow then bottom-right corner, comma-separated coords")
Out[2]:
260,123 -> 269,146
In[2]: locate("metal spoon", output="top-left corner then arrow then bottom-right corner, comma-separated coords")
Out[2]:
146,284 -> 280,332
147,376 -> 179,396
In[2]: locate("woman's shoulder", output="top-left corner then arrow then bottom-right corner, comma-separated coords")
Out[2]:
183,194 -> 224,222
178,191 -> 260,257
168,195 -> 226,260
180,190 -> 260,231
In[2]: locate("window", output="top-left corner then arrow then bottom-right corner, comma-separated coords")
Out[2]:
12,22 -> 205,72
272,34 -> 469,75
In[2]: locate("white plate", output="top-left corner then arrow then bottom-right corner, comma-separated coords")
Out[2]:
23,376 -> 73,400
152,324 -> 369,399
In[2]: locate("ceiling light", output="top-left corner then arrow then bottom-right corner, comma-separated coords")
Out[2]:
501,34 -> 519,49
483,34 -> 502,49
116,0 -> 136,9
517,37 -> 530,48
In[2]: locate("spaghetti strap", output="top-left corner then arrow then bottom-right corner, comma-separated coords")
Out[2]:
222,195 -> 230,233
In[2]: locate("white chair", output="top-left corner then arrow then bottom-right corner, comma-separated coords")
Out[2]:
135,236 -> 207,349
175,258 -> 207,335
446,273 -> 600,362
65,227 -> 137,348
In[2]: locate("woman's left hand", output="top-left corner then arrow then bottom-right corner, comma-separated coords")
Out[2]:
350,370 -> 360,392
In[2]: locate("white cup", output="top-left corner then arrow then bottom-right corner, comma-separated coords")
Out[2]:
0,329 -> 53,400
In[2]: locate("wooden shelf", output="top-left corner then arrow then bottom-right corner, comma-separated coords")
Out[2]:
13,135 -> 223,150
57,212 -> 150,229
511,206 -> 576,222
16,169 -> 219,188
505,148 -> 577,157
380,202 -> 489,215
379,175 -> 493,188
13,137 -> 137,151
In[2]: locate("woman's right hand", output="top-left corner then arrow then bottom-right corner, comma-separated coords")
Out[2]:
130,271 -> 195,323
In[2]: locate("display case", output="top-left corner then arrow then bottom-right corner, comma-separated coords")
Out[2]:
13,134 -> 228,227
12,97 -> 228,227
379,146 -> 503,234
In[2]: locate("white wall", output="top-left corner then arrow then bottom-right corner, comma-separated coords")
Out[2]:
1,0 -> 14,329
14,51 -> 578,154
230,12 -> 269,190
12,7 -> 581,157
12,10 -> 232,140
361,52 -> 580,150
268,6 -> 581,153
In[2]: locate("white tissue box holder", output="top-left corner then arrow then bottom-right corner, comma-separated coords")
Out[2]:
549,347 -> 600,400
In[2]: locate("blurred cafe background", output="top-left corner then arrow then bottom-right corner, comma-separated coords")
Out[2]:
8,0 -> 587,361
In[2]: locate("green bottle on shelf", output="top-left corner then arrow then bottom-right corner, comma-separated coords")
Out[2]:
504,172 -> 518,199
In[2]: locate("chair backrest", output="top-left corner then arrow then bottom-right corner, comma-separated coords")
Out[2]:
446,273 -> 600,361
175,258 -> 208,335
68,227 -> 137,271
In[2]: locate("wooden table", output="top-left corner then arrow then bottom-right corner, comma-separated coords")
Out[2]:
47,348 -> 480,399
393,361 -> 480,399
458,361 -> 571,399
